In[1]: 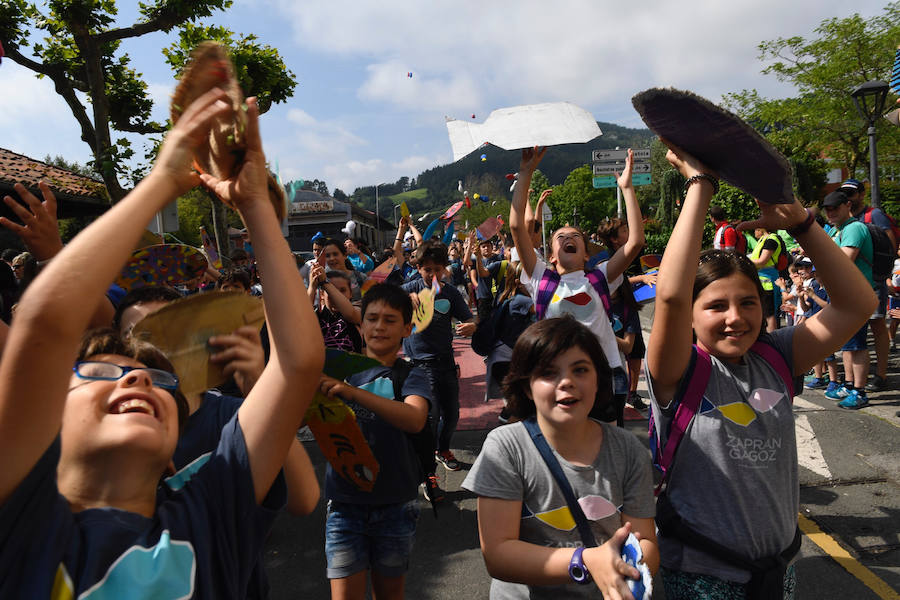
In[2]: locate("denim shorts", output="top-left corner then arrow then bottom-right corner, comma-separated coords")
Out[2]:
841,322 -> 868,352
872,283 -> 887,319
324,499 -> 420,579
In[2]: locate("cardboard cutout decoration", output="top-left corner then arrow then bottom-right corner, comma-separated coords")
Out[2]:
422,218 -> 441,240
633,277 -> 657,303
446,102 -> 602,162
305,349 -> 384,492
632,88 -> 793,204
411,288 -> 435,334
441,201 -> 464,220
115,244 -> 209,291
361,257 -> 396,295
442,221 -> 456,245
131,291 -> 265,396
640,254 -> 662,272
199,226 -> 223,270
400,201 -> 410,218
475,217 -> 502,241
170,41 -> 286,222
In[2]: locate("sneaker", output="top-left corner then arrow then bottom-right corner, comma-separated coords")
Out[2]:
628,392 -> 647,411
835,385 -> 852,398
866,375 -> 887,393
824,382 -> 845,399
435,450 -> 461,472
422,474 -> 444,502
838,390 -> 869,410
804,377 -> 827,390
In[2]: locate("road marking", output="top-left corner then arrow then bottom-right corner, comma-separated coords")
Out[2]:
794,414 -> 831,479
793,396 -> 825,411
798,514 -> 900,600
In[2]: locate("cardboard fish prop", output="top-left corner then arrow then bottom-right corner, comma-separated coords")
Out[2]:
199,226 -> 223,270
441,201 -> 464,220
476,217 -> 502,241
632,88 -> 793,204
422,218 -> 441,240
305,349 -> 383,492
411,287 -> 435,333
131,291 -> 265,396
400,201 -> 410,218
170,41 -> 285,221
640,254 -> 662,272
361,257 -> 396,295
446,102 -> 602,162
442,221 -> 456,245
116,244 -> 208,291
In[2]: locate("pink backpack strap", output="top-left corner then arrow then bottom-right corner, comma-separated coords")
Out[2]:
655,345 -> 712,492
750,340 -> 795,401
585,268 -> 611,315
534,268 -> 560,320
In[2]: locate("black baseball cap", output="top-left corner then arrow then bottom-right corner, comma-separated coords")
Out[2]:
822,191 -> 850,208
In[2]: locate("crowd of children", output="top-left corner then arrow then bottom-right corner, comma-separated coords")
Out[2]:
0,85 -> 887,600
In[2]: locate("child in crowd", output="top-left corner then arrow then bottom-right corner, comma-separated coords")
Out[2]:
218,267 -> 252,293
463,316 -> 658,599
646,143 -> 873,598
320,238 -> 367,301
510,147 -> 645,426
308,265 -> 363,353
0,91 -> 325,598
797,259 -> 839,391
402,241 -> 475,478
318,283 -> 432,600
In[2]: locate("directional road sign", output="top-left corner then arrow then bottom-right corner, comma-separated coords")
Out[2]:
592,148 -> 651,162
593,162 -> 651,175
593,174 -> 652,189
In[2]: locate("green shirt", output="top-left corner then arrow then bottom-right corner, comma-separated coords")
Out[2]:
830,217 -> 874,288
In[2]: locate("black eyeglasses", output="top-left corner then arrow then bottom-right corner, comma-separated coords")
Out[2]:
72,361 -> 179,390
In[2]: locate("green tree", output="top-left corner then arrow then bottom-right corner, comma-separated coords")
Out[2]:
545,165 -> 616,234
724,3 -> 900,175
1,1 -> 296,201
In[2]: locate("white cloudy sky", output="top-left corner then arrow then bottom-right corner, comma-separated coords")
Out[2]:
0,0 -> 889,193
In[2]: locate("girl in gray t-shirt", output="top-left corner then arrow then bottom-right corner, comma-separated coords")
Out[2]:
647,144 -> 875,599
463,316 -> 658,599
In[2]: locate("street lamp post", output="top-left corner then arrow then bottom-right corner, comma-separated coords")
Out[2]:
850,80 -> 890,209
375,183 -> 381,247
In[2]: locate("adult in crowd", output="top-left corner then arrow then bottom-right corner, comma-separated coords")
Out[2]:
345,238 -> 374,274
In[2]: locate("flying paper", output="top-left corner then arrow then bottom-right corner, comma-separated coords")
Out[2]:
400,202 -> 410,218
446,102 -> 602,162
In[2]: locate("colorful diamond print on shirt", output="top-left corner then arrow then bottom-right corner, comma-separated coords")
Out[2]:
577,495 -> 618,521
717,402 -> 757,427
699,397 -> 716,414
534,505 -> 576,531
747,388 -> 783,413
51,564 -> 73,600
562,292 -> 592,306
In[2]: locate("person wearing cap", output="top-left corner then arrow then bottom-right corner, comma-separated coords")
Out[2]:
822,190 -> 875,409
842,178 -> 895,392
298,234 -> 326,288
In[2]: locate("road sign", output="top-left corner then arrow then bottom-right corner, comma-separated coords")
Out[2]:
592,148 -> 651,162
592,162 -> 651,175
593,174 -> 652,188
541,204 -> 552,221
593,175 -> 617,189
632,174 -> 652,186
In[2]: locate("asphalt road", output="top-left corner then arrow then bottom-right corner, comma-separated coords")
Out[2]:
263,305 -> 900,599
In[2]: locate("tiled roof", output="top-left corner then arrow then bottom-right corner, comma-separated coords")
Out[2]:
0,147 -> 108,201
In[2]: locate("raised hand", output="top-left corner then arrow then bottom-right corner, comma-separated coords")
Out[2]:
0,181 -> 63,261
209,325 -> 266,397
615,149 -> 634,189
662,139 -> 711,181
738,197 -> 809,234
584,522 -> 640,600
519,146 -> 547,175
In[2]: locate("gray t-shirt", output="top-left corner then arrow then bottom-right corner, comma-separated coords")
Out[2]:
462,420 -> 655,599
647,328 -> 800,584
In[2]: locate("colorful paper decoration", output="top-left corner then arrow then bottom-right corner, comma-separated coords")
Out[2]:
115,244 -> 209,291
411,288 -> 435,333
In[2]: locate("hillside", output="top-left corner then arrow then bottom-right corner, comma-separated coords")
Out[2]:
351,121 -> 654,222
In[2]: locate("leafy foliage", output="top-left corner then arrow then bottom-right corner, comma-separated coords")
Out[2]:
724,4 -> 900,175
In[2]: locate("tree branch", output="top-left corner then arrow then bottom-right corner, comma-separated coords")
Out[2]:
115,121 -> 167,135
93,16 -> 181,44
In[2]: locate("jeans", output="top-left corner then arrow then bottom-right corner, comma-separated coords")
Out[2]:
414,358 -> 459,453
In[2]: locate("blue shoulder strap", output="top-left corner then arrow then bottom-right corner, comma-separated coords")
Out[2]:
522,417 -> 597,547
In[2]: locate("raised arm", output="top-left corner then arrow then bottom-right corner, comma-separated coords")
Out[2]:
319,376 -> 428,434
408,221 -> 423,245
392,217 -> 409,261
606,150 -> 646,282
201,98 -> 325,504
0,88 -> 234,505
645,145 -> 716,404
741,206 -> 875,374
510,147 -> 547,279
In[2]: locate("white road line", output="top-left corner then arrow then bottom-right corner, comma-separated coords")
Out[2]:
795,413 -> 832,479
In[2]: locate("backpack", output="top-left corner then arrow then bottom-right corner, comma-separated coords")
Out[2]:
858,209 -> 897,282
722,224 -> 748,255
533,267 -> 610,320
751,233 -> 790,272
862,206 -> 900,249
390,358 -> 439,514
648,340 -> 795,495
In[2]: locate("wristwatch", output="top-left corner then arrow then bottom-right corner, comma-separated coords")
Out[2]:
568,547 -> 592,584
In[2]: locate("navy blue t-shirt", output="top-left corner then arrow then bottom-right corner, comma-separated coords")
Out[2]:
401,279 -> 472,360
802,280 -> 829,319
325,364 -> 432,505
0,416 -> 286,599
472,255 -> 503,300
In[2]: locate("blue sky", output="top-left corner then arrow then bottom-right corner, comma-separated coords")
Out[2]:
0,0 -> 889,194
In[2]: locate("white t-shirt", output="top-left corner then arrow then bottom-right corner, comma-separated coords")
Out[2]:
521,257 -> 624,369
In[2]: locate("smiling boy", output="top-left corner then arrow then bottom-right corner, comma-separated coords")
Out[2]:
318,283 -> 432,600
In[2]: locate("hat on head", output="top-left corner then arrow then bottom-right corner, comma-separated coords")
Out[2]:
311,231 -> 324,243
823,190 -> 850,208
796,257 -> 813,267
839,179 -> 864,194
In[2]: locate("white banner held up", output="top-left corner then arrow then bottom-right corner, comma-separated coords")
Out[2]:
446,102 -> 602,162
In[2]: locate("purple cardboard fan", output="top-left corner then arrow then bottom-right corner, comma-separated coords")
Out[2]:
632,88 -> 794,204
